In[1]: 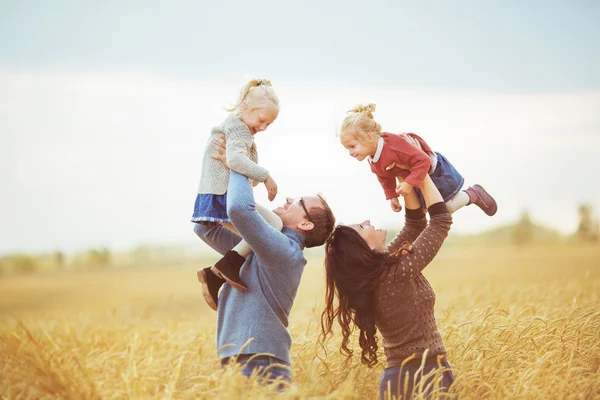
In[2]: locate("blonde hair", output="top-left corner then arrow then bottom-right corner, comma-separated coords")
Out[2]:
226,79 -> 280,116
340,103 -> 382,141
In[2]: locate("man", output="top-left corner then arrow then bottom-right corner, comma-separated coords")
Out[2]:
193,148 -> 336,385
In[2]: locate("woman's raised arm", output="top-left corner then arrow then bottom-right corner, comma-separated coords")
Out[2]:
386,182 -> 428,253
390,175 -> 452,280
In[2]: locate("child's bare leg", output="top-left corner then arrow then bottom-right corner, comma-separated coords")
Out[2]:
445,191 -> 470,214
256,203 -> 284,230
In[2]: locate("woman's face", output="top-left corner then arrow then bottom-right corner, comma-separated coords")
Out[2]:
349,220 -> 387,252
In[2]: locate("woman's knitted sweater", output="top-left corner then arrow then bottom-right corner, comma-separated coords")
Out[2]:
375,205 -> 453,368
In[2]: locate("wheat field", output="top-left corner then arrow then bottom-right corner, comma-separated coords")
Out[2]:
1,244 -> 599,399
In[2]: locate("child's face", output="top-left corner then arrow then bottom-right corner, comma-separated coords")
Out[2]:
339,130 -> 378,161
241,107 -> 278,135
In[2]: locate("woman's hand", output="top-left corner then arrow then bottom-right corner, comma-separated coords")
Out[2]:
211,135 -> 228,167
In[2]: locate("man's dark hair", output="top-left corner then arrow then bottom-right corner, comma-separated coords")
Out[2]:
304,194 -> 336,248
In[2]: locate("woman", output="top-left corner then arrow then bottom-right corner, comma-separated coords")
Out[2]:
320,174 -> 455,399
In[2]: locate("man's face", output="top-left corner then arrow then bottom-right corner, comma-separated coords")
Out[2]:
273,196 -> 322,228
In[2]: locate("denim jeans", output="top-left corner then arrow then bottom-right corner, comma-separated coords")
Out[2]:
379,361 -> 455,399
221,354 -> 291,391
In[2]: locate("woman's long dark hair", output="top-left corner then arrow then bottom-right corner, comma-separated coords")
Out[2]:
319,225 -> 413,367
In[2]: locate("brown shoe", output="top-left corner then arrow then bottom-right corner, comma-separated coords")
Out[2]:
465,184 -> 498,216
197,267 -> 225,311
211,250 -> 248,292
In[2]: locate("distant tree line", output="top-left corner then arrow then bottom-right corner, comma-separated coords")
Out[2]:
0,248 -> 112,276
513,202 -> 599,246
2,203 -> 598,275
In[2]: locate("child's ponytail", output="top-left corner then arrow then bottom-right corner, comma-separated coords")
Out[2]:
226,79 -> 279,115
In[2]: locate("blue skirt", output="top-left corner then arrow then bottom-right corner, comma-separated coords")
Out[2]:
191,193 -> 231,224
415,152 -> 464,206
430,152 -> 464,202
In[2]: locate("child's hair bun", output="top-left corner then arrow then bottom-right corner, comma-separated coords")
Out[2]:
349,103 -> 376,119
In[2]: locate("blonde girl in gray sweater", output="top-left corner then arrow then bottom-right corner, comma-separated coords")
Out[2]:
192,79 -> 283,310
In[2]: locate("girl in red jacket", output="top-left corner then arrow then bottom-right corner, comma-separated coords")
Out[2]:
339,103 -> 497,215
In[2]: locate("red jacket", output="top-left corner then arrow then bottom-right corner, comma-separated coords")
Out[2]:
369,132 -> 433,200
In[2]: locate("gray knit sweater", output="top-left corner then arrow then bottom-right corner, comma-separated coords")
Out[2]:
197,114 -> 270,195
193,171 -> 307,365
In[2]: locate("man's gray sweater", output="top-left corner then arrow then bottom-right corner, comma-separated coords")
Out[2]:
193,171 -> 307,365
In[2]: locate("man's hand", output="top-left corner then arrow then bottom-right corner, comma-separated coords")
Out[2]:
211,135 -> 228,167
393,163 -> 411,170
401,133 -> 423,151
390,197 -> 402,212
396,181 -> 413,197
264,175 -> 278,201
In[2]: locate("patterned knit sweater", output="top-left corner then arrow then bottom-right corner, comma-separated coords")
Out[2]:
197,114 -> 270,195
375,205 -> 453,368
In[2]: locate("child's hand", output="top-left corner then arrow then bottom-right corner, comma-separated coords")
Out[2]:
396,181 -> 413,197
390,197 -> 402,212
264,176 -> 278,201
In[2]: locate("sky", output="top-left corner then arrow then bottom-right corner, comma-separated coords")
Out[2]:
1,0 -> 599,253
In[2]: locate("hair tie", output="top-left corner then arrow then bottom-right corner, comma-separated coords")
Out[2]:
390,242 -> 414,257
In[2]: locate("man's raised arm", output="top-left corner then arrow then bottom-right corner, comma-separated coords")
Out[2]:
227,171 -> 293,262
